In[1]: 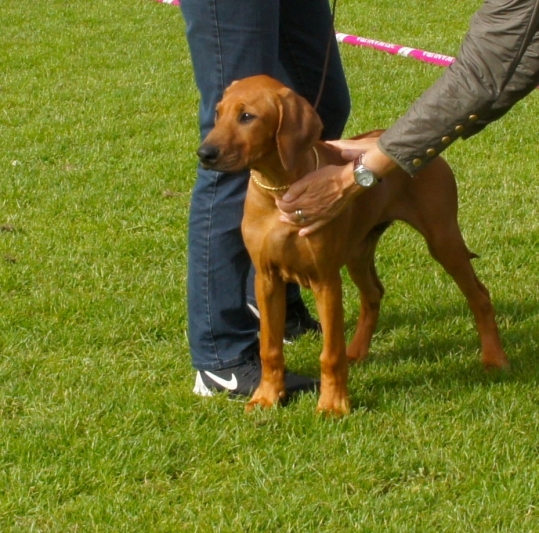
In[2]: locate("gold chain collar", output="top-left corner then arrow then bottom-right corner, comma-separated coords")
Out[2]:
250,146 -> 319,192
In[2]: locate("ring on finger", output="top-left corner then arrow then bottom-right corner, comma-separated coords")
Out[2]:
295,209 -> 306,223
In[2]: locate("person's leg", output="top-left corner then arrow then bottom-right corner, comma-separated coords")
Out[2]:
181,0 -> 348,393
181,0 -> 282,372
279,0 -> 350,140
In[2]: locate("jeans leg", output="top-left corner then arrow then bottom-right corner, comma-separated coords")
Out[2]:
181,0 -> 349,371
182,0 -> 282,370
279,0 -> 351,140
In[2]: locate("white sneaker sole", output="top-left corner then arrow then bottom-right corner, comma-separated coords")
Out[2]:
193,371 -> 215,397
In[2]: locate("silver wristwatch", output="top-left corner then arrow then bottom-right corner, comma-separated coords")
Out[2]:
353,154 -> 379,188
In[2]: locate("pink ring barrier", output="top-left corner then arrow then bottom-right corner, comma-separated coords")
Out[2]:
151,1 -> 453,69
153,3 -> 537,89
152,0 -> 455,68
336,33 -> 455,68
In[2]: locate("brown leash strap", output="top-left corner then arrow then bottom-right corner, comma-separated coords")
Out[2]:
313,0 -> 338,112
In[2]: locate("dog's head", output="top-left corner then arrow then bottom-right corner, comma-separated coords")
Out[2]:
196,75 -> 323,173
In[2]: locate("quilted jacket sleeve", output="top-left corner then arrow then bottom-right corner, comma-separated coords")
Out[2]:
379,0 -> 539,175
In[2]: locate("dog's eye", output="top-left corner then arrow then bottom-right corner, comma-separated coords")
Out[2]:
239,112 -> 255,124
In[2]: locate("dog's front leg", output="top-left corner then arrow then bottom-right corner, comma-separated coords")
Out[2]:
245,272 -> 287,411
312,276 -> 350,415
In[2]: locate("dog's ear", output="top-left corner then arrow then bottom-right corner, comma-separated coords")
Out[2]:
275,88 -> 323,172
221,80 -> 239,100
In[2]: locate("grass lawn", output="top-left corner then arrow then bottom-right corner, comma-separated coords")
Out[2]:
2,0 -> 539,531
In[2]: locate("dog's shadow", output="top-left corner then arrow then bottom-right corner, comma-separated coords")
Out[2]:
287,297 -> 539,412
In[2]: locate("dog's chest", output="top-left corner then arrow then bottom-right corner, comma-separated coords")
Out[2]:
266,230 -> 315,283
246,219 -> 348,288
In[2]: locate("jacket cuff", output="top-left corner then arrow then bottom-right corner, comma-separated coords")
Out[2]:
375,139 -> 414,176
378,111 -> 482,176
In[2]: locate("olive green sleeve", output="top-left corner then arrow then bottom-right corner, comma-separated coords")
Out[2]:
379,0 -> 539,175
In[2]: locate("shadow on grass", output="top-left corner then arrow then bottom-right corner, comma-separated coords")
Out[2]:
287,297 -> 539,412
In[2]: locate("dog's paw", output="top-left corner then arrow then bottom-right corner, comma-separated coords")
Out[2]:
346,341 -> 371,364
245,385 -> 285,412
482,350 -> 510,371
316,393 -> 351,416
245,398 -> 276,412
346,350 -> 369,364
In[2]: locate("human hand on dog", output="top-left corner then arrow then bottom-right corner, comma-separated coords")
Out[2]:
276,162 -> 359,236
326,138 -> 372,161
277,140 -> 397,236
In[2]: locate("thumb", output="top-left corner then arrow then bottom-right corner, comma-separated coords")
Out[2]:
281,177 -> 308,203
341,149 -> 362,162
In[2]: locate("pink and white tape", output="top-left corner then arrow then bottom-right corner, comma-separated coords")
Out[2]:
152,1 -> 456,68
336,33 -> 455,68
153,1 -> 538,92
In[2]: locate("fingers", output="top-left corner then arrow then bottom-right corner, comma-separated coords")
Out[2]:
275,162 -> 357,235
326,139 -> 370,151
298,219 -> 327,236
277,209 -> 328,236
280,179 -> 308,203
278,205 -> 316,227
294,209 -> 306,224
326,138 -> 378,160
278,211 -> 303,226
340,149 -> 362,162
277,164 -> 341,212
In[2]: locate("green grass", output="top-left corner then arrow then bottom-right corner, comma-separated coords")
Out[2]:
2,0 -> 539,531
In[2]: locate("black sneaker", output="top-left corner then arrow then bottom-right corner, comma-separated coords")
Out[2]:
193,353 -> 319,398
247,299 -> 321,344
283,298 -> 322,342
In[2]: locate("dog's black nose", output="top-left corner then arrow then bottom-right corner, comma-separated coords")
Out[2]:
197,144 -> 220,165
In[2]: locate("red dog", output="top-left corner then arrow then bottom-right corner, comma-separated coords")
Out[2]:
197,75 -> 509,415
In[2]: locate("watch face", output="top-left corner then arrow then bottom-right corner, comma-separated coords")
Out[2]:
354,166 -> 376,188
359,172 -> 375,187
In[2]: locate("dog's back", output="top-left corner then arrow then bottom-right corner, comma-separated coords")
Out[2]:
197,75 -> 508,415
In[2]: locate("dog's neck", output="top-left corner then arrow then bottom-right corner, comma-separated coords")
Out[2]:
250,145 -> 320,195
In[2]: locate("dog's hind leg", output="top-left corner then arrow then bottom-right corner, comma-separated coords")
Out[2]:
345,226 -> 388,363
414,218 -> 509,369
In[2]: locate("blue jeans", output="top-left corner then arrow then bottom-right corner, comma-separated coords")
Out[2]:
181,0 -> 350,370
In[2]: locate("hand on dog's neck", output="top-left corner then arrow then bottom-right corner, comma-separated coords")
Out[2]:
250,145 -> 320,195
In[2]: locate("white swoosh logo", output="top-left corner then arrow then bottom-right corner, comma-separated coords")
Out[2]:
247,303 -> 260,319
204,371 -> 238,391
